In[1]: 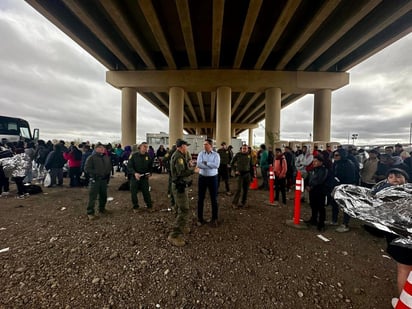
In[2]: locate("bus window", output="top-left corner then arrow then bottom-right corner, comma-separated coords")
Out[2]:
20,127 -> 32,139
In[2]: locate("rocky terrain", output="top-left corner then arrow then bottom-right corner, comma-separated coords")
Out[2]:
0,172 -> 398,308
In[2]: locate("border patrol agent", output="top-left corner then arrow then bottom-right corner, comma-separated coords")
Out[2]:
85,143 -> 112,220
230,144 -> 254,208
127,142 -> 153,211
167,139 -> 199,247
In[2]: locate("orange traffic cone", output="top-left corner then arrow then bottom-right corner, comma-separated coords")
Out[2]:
249,166 -> 258,190
393,271 -> 412,308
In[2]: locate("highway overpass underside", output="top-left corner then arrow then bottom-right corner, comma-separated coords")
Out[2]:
107,69 -> 348,147
25,0 -> 412,147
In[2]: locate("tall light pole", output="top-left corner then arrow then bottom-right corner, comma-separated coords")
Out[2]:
351,133 -> 358,145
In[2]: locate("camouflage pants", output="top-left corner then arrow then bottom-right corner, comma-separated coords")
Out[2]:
170,183 -> 189,237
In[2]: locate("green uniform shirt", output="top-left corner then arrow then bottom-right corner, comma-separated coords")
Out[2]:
217,148 -> 231,165
127,152 -> 153,174
85,153 -> 112,179
231,152 -> 253,174
171,150 -> 194,182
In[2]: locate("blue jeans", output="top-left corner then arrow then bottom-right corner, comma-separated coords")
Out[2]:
331,198 -> 350,225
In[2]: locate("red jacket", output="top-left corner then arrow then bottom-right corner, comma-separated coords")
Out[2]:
274,155 -> 287,179
63,151 -> 81,168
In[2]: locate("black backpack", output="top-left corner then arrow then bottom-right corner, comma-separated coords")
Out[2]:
0,149 -> 13,159
267,151 -> 274,166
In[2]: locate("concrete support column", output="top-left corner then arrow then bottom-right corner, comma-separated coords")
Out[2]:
216,86 -> 231,146
265,88 -> 281,147
313,89 -> 331,142
248,129 -> 254,147
231,128 -> 236,138
169,87 -> 185,147
121,87 -> 137,147
195,128 -> 201,135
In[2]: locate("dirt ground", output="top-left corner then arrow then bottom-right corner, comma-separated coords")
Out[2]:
0,171 -> 398,308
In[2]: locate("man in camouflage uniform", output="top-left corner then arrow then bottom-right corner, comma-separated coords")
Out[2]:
167,139 -> 198,247
217,142 -> 232,195
127,142 -> 153,211
230,144 -> 254,208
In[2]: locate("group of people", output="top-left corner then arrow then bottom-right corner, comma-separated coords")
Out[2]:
3,137 -> 412,305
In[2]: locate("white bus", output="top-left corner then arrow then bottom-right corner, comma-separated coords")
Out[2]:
0,115 -> 39,143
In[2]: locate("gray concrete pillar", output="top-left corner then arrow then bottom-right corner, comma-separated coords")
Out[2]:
121,87 -> 137,147
169,87 -> 185,147
216,86 -> 231,146
265,88 -> 281,148
248,129 -> 254,147
313,89 -> 331,142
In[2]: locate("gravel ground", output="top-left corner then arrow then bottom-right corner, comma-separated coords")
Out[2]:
0,172 -> 398,308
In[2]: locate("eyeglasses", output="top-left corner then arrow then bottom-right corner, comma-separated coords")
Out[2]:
334,154 -> 340,157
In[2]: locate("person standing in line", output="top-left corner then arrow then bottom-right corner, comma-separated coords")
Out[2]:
274,148 -> 288,206
330,148 -> 357,232
304,155 -> 328,231
258,144 -> 269,190
231,144 -> 254,209
84,143 -> 112,220
127,142 -> 154,212
44,143 -> 66,187
368,168 -> 410,307
196,138 -> 221,227
217,142 -> 232,195
168,139 -> 199,247
284,146 -> 296,192
360,149 -> 379,188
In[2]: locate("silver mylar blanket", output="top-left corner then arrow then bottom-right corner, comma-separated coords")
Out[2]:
333,183 -> 412,247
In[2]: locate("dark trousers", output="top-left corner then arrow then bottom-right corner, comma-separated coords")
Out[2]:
331,197 -> 350,225
0,167 -> 9,193
309,188 -> 326,227
50,168 -> 63,186
13,176 -> 25,195
87,179 -> 107,214
232,173 -> 251,206
260,167 -> 269,189
69,167 -> 81,187
275,177 -> 287,204
218,164 -> 230,192
130,177 -> 152,208
198,174 -> 218,221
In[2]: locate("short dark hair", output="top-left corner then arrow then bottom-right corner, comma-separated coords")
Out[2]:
205,138 -> 213,145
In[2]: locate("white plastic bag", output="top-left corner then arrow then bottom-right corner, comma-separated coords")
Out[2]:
43,172 -> 51,187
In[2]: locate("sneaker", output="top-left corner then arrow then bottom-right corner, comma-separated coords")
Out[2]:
1,192 -> 9,197
167,234 -> 185,247
88,214 -> 97,220
225,191 -> 232,196
15,195 -> 25,199
392,297 -> 398,308
336,224 -> 350,233
24,193 -> 30,197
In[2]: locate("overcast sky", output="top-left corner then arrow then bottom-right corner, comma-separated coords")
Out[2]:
1,1 -> 411,147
